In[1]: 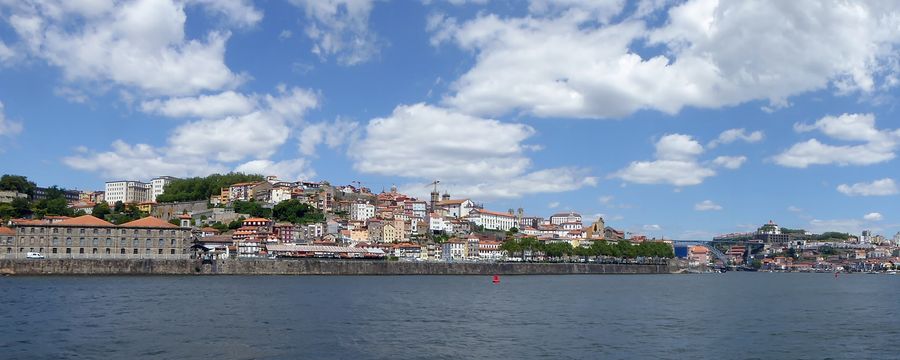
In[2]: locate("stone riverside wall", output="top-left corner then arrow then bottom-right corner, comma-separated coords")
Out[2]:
0,259 -> 679,276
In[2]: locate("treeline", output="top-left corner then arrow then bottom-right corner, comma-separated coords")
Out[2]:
0,175 -> 78,219
206,199 -> 325,232
501,237 -> 675,259
156,173 -> 265,203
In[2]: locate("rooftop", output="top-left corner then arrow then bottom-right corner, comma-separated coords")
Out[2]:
120,216 -> 179,228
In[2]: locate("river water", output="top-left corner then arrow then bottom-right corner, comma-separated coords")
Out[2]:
1,273 -> 897,359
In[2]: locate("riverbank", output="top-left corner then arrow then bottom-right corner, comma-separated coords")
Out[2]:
0,259 -> 681,276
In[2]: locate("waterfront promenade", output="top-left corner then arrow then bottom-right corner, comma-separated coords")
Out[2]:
0,258 -> 679,276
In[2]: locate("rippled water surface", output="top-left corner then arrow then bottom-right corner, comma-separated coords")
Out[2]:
1,273 -> 898,359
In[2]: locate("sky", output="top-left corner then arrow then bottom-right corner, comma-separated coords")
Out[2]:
1,0 -> 899,239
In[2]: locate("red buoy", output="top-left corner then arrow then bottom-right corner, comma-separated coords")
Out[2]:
492,275 -> 500,284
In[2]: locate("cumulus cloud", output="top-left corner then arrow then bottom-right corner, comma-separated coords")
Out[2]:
234,159 -> 316,181
290,0 -> 380,65
64,86 -> 319,179
0,101 -> 23,137
694,200 -> 722,211
429,1 -> 900,119
711,155 -> 747,169
613,134 -> 720,186
548,202 -> 560,209
352,103 -> 596,199
298,118 -> 360,156
774,113 -> 899,168
140,91 -> 258,119
2,0 -> 247,97
187,0 -> 263,28
837,178 -> 898,196
863,212 -> 883,221
708,128 -> 764,148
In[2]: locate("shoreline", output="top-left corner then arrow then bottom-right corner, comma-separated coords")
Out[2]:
0,259 -> 680,276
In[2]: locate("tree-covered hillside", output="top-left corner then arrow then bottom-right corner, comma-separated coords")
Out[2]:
156,173 -> 265,203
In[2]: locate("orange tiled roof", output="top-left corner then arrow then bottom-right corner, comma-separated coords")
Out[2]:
474,209 -> 515,218
119,216 -> 178,228
243,217 -> 271,223
56,215 -> 116,227
0,226 -> 15,235
200,227 -> 220,233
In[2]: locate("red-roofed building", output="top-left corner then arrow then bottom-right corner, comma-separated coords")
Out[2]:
1,215 -> 191,260
467,209 -> 517,232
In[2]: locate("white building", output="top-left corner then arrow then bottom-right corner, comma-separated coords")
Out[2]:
428,213 -> 451,233
442,240 -> 467,261
550,212 -> 582,225
468,209 -> 517,232
104,180 -> 150,204
270,187 -> 293,204
437,199 -> 477,218
350,203 -> 376,221
149,176 -> 177,201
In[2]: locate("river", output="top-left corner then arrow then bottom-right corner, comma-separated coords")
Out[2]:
1,273 -> 897,359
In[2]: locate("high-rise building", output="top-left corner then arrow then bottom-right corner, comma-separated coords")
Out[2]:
150,176 -> 177,202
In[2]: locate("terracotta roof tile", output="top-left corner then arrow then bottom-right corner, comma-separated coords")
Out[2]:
119,216 -> 179,228
0,226 -> 15,235
56,215 -> 116,227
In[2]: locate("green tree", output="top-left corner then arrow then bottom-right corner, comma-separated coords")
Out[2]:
34,198 -> 72,217
10,198 -> 31,218
156,173 -> 266,203
92,202 -> 111,219
0,174 -> 36,196
113,201 -> 125,213
272,199 -> 324,224
0,203 -> 14,219
233,200 -> 272,218
228,216 -> 246,230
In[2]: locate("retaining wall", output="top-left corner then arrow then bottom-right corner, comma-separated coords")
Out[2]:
0,259 -> 679,276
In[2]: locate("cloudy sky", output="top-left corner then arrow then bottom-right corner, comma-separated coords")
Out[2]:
1,0 -> 899,238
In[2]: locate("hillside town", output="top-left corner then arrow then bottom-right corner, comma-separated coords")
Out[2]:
1,173 -> 899,272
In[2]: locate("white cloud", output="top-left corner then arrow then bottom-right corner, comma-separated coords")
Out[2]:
64,87 -> 319,179
290,0 -> 380,65
0,40 -> 14,62
63,140 -> 228,179
694,200 -> 722,211
787,206 -> 803,213
837,178 -> 898,197
279,29 -> 293,40
3,0 -> 246,97
0,101 -> 23,137
643,224 -> 661,231
548,201 -> 560,209
140,91 -> 258,119
598,195 -> 614,205
708,128 -> 764,148
298,118 -> 360,156
187,0 -> 263,28
711,155 -> 747,169
235,159 -> 316,181
863,212 -> 883,221
613,134 -> 718,186
430,1 -> 900,119
353,103 -> 596,199
774,113 -> 899,168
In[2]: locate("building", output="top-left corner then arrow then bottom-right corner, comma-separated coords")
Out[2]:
150,176 -> 177,201
32,187 -> 81,202
0,215 -> 191,259
270,187 -> 293,204
350,202 -> 376,221
468,209 -> 517,231
688,245 -> 709,265
442,239 -> 467,261
104,180 -> 150,204
550,212 -> 582,225
585,217 -> 605,239
436,199 -> 478,218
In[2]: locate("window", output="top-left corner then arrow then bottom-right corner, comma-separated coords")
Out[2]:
79,238 -> 86,246
145,239 -> 152,247
121,229 -> 126,235
65,238 -> 72,246
145,249 -> 151,254
120,248 -> 125,254
66,228 -> 72,234
93,229 -> 98,235
6,248 -> 10,254
92,238 -> 99,246
171,239 -> 176,246
80,229 -> 85,234
170,249 -> 175,255
52,248 -> 57,254
158,239 -> 165,247
106,248 -> 110,254
66,248 -> 71,254
52,228 -> 58,234
132,239 -> 139,247
106,238 -> 112,247
158,249 -> 163,255
79,248 -> 84,254
133,249 -> 138,254
106,229 -> 111,234
92,248 -> 98,254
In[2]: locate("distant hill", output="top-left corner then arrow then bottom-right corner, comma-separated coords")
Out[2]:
156,173 -> 265,203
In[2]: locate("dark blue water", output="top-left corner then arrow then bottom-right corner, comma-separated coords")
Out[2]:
1,273 -> 897,359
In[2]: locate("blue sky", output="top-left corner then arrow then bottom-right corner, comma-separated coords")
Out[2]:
1,0 -> 899,239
